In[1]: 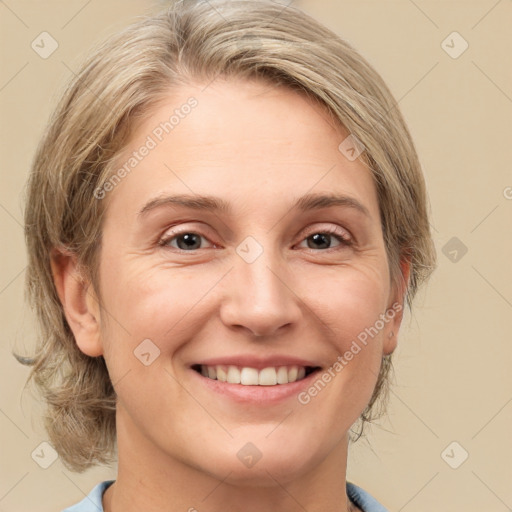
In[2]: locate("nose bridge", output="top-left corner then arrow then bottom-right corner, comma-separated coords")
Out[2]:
241,240 -> 283,299
237,235 -> 288,305
220,234 -> 301,336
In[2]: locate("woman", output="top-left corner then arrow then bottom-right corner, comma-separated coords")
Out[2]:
19,1 -> 436,511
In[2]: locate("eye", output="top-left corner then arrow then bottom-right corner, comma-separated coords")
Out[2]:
297,226 -> 352,251
158,230 -> 215,251
158,225 -> 352,252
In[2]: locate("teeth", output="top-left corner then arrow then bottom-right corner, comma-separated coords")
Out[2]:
198,364 -> 312,385
288,366 -> 298,383
240,367 -> 259,385
259,367 -> 277,386
227,365 -> 240,384
217,366 -> 227,382
276,366 -> 288,384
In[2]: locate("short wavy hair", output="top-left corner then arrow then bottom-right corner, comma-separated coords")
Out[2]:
16,0 -> 436,472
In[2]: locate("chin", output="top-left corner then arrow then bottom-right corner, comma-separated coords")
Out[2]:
191,432 -> 326,486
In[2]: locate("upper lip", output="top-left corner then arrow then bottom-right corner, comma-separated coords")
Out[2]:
190,355 -> 321,370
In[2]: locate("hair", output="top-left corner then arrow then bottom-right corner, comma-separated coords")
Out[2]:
16,0 -> 437,472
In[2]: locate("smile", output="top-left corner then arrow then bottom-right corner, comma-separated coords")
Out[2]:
191,364 -> 320,386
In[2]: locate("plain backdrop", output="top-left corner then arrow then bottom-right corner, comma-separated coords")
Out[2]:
1,1 -> 511,511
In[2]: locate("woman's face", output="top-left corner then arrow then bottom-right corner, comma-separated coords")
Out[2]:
86,78 -> 405,484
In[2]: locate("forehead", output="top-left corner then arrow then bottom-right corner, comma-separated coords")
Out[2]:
103,77 -> 379,221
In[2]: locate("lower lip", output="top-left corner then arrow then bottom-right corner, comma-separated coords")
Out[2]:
189,368 -> 321,404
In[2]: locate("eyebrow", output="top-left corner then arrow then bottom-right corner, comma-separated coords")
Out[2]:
137,192 -> 370,218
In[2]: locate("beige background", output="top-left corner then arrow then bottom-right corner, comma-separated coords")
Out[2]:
1,1 -> 511,511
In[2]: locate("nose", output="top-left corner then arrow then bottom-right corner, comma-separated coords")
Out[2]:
219,245 -> 302,338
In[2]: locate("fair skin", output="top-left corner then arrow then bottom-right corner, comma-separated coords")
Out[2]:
52,77 -> 409,512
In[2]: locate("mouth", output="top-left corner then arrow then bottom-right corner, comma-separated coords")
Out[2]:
191,364 -> 321,386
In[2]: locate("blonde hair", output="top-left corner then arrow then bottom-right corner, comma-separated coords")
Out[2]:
17,0 -> 436,472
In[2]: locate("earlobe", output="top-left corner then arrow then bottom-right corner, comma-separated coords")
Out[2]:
50,248 -> 104,357
383,257 -> 411,355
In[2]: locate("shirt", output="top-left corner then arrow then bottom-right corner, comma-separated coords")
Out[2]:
62,480 -> 390,512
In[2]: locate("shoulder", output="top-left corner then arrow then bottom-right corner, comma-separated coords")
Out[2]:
61,480 -> 115,512
62,480 -> 384,511
346,481 -> 391,512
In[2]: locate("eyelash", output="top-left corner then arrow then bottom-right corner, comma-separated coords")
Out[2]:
158,226 -> 353,252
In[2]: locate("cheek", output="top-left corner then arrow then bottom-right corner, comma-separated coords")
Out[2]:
96,265 -> 199,414
301,268 -> 389,394
97,261 -> 215,362
303,265 -> 390,341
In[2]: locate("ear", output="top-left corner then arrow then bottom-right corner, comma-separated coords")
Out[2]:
382,257 -> 411,356
50,248 -> 104,357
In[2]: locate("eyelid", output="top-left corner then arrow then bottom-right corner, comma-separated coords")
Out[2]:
300,223 -> 352,243
157,223 -> 353,254
158,225 -> 217,250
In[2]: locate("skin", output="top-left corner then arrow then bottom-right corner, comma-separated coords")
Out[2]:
52,77 -> 409,512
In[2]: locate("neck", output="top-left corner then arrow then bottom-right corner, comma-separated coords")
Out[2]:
104,408 -> 357,512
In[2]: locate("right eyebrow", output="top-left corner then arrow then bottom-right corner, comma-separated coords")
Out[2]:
138,194 -> 231,218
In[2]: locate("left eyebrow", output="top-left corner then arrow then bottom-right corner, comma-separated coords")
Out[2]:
137,192 -> 371,219
294,192 -> 371,218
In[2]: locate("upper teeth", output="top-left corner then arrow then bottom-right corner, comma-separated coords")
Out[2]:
199,365 -> 307,385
